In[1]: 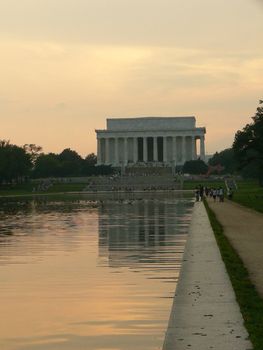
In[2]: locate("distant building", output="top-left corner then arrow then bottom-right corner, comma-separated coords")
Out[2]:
95,116 -> 206,167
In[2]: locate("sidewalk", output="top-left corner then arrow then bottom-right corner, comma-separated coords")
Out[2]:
208,197 -> 263,298
163,202 -> 252,350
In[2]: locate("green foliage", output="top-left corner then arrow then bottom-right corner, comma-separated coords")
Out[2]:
92,164 -> 114,175
183,159 -> 208,174
32,149 -> 113,178
58,148 -> 82,162
85,153 -> 97,166
57,148 -> 83,176
23,144 -> 42,164
33,153 -> 61,178
231,180 -> 263,213
204,200 -> 263,350
233,100 -> 263,184
82,153 -> 98,175
40,183 -> 86,193
183,180 -> 225,190
0,140 -> 32,183
208,148 -> 236,174
0,183 -> 36,195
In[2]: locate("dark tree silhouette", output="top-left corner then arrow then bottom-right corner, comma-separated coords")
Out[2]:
57,148 -> 83,176
208,148 -> 236,174
85,153 -> 97,167
33,153 -> 60,178
0,140 -> 32,183
183,159 -> 208,175
233,100 -> 263,184
23,144 -> 42,165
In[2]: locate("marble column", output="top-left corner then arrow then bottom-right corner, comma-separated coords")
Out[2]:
200,135 -> 205,161
124,138 -> 128,165
105,138 -> 110,164
133,137 -> 138,163
97,138 -> 102,165
172,136 -> 176,163
163,136 -> 167,163
153,137 -> 158,162
192,136 -> 196,160
182,136 -> 186,164
115,138 -> 119,166
143,137 -> 147,162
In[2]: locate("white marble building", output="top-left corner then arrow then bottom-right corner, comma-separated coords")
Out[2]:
96,117 -> 206,167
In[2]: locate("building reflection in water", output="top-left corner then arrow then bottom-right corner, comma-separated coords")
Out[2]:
0,196 -> 194,350
98,198 -> 193,271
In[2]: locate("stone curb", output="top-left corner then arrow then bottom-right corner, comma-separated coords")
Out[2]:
162,202 -> 252,350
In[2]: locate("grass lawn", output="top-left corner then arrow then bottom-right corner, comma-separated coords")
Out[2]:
232,180 -> 263,213
184,179 -> 263,213
183,179 -> 226,190
0,182 -> 87,196
204,200 -> 263,350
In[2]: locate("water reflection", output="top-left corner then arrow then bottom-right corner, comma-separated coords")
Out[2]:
98,199 -> 191,272
0,195 -> 194,350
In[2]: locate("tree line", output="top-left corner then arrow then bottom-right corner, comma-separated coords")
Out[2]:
1,99 -> 262,184
0,143 -> 113,184
183,99 -> 263,183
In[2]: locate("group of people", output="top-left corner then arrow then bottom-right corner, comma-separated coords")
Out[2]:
209,187 -> 225,202
195,185 -> 233,202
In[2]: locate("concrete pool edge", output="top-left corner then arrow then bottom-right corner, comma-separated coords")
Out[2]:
162,202 -> 252,350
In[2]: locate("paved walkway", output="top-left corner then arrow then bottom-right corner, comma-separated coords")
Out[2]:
163,202 -> 252,350
208,198 -> 263,298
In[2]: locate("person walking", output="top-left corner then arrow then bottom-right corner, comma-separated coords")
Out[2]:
195,187 -> 200,202
219,187 -> 224,202
212,188 -> 217,202
227,187 -> 233,200
199,185 -> 204,201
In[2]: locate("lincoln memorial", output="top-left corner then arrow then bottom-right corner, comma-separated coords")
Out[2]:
96,117 -> 206,167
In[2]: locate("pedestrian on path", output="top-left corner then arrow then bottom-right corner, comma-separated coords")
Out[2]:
212,188 -> 217,202
227,187 -> 233,200
195,187 -> 200,202
219,187 -> 224,202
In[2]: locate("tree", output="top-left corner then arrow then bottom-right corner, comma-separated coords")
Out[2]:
0,140 -> 32,183
208,148 -> 236,174
58,148 -> 82,162
94,165 -> 114,175
183,159 -> 208,175
23,144 -> 42,165
57,148 -> 83,176
33,153 -> 60,178
85,153 -> 97,167
82,153 -> 97,175
233,100 -> 263,184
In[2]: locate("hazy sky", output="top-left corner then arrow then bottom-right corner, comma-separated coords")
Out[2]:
0,0 -> 263,156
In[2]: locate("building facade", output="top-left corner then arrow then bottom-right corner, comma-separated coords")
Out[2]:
96,117 -> 206,167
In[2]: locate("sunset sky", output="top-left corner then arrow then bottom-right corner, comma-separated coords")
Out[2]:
0,0 -> 262,157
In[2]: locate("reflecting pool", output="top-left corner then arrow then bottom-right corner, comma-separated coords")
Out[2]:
0,195 -> 194,350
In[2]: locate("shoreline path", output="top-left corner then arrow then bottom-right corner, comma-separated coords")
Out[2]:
208,198 -> 263,298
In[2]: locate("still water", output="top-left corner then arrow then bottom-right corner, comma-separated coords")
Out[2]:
0,195 -> 194,350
